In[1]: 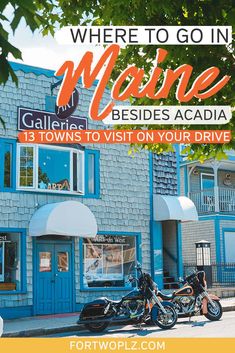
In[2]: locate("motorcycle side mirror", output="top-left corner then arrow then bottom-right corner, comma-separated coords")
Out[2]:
128,274 -> 134,282
135,262 -> 142,270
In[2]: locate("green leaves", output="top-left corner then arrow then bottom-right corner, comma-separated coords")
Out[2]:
0,0 -> 59,86
0,20 -> 22,85
0,0 -> 234,161
0,55 -> 18,85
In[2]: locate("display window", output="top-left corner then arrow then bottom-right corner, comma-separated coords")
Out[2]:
4,142 -> 13,188
17,144 -> 84,194
82,234 -> 137,288
224,231 -> 235,263
0,138 -> 15,191
0,232 -> 22,292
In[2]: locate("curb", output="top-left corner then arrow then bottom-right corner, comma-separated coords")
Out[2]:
2,305 -> 235,337
222,305 -> 235,313
2,324 -> 85,338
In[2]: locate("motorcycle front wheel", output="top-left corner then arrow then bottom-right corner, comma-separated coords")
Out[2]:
153,304 -> 178,330
205,300 -> 223,321
85,322 -> 109,333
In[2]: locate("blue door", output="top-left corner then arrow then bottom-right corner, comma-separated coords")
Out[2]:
35,242 -> 73,315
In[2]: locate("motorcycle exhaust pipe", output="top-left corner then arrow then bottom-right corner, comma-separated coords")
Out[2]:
77,316 -> 131,325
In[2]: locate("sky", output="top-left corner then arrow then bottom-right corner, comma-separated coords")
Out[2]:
4,4 -> 104,73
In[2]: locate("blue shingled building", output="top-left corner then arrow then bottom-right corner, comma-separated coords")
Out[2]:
0,63 -> 197,319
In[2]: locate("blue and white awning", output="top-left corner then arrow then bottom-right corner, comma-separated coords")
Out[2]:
153,195 -> 198,222
29,200 -> 97,238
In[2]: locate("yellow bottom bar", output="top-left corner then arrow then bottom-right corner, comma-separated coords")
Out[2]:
0,338 -> 235,353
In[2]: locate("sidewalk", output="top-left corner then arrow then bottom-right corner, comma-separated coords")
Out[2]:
2,297 -> 235,337
2,312 -> 82,337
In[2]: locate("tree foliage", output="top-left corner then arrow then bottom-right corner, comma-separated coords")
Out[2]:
0,0 -> 234,160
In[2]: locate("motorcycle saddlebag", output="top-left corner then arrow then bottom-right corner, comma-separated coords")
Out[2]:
79,298 -> 109,320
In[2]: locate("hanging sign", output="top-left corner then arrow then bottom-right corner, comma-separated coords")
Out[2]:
55,88 -> 79,120
18,107 -> 87,131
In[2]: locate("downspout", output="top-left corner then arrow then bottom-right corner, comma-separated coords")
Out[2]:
149,151 -> 154,278
175,145 -> 183,278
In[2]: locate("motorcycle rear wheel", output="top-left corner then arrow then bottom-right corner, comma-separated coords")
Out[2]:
153,304 -> 177,330
85,322 -> 109,333
205,300 -> 222,321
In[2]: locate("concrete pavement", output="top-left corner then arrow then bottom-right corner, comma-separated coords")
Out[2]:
55,311 -> 235,338
2,297 -> 235,337
2,312 -> 81,337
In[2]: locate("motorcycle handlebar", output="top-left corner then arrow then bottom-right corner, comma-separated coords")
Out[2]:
184,270 -> 202,283
135,262 -> 142,271
128,275 -> 138,283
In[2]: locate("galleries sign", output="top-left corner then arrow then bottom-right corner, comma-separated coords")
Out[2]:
18,107 -> 87,131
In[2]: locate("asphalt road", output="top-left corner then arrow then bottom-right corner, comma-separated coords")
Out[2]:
47,311 -> 235,338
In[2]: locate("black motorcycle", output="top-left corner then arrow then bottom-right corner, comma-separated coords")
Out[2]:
77,263 -> 178,332
158,270 -> 223,321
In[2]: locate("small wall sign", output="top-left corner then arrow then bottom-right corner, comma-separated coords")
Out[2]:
92,235 -> 127,244
18,107 -> 87,131
0,235 -> 7,242
55,88 -> 79,120
47,180 -> 70,191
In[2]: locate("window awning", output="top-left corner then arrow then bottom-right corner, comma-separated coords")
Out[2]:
153,195 -> 198,222
29,201 -> 97,238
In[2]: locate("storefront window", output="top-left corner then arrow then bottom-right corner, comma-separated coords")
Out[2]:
19,146 -> 34,187
224,231 -> 235,263
85,149 -> 100,197
17,144 -> 84,194
0,233 -> 21,291
0,138 -> 15,191
82,235 -> 136,288
38,147 -> 70,191
88,153 -> 95,194
0,242 -> 4,282
4,143 -> 13,188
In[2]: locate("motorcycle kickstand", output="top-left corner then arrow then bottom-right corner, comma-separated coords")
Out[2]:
136,322 -> 143,331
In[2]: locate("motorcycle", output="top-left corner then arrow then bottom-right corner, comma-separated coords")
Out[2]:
77,263 -> 178,332
158,270 -> 223,321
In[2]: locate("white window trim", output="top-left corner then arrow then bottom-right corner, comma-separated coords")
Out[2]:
17,143 -> 36,189
17,144 -> 85,195
200,172 -> 215,191
77,151 -> 84,194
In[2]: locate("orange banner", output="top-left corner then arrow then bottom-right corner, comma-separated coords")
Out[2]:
0,338 -> 235,353
18,130 -> 231,144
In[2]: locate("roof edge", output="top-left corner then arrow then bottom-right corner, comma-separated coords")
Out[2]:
10,61 -> 56,78
9,61 -> 99,86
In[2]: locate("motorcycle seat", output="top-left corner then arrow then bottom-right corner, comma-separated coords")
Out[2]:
158,291 -> 175,300
108,299 -> 122,304
100,297 -> 121,304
